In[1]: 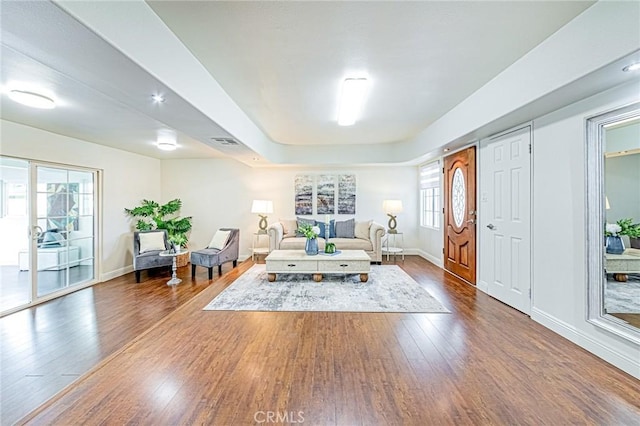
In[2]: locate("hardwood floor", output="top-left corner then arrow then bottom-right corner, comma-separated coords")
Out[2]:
5,257 -> 640,425
1,264 -> 226,425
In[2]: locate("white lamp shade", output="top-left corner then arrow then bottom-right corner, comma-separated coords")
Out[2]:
251,200 -> 273,214
383,200 -> 403,214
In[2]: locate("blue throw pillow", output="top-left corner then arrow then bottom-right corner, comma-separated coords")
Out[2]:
41,231 -> 65,247
316,220 -> 336,239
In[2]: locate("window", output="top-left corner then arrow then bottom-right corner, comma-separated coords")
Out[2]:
420,161 -> 441,229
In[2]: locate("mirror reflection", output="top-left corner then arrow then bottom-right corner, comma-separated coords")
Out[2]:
604,116 -> 640,330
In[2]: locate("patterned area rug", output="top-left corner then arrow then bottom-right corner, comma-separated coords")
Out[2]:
203,264 -> 450,313
605,275 -> 640,313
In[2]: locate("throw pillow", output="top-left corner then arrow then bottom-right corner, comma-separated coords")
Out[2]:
296,217 -> 316,237
318,220 -> 336,238
354,220 -> 372,240
139,231 -> 166,253
317,222 -> 327,239
41,231 -> 65,248
335,218 -> 355,238
280,219 -> 298,236
208,230 -> 231,250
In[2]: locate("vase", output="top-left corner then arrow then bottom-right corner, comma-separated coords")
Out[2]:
305,237 -> 318,255
606,235 -> 625,255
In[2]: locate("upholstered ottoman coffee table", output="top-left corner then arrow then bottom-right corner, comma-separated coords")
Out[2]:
265,249 -> 371,282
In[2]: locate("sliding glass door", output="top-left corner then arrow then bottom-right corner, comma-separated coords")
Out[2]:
0,156 -> 98,315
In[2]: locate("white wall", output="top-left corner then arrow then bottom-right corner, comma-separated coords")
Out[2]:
0,119 -> 161,280
531,82 -> 640,378
160,159 -> 418,258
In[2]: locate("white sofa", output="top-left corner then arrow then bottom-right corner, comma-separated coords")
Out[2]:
18,246 -> 80,271
267,219 -> 385,263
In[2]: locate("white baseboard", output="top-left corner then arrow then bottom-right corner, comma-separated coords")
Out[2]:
416,249 -> 443,268
531,307 -> 640,379
100,265 -> 133,282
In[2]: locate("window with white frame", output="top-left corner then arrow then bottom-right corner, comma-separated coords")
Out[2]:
420,161 -> 441,229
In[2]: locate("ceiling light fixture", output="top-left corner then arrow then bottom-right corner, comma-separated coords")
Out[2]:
157,129 -> 177,151
8,89 -> 56,109
337,78 -> 369,126
151,94 -> 165,103
622,62 -> 640,72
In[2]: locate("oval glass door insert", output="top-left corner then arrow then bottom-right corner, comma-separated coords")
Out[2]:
452,167 -> 466,228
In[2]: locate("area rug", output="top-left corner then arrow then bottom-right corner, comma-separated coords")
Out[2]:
605,275 -> 640,313
203,264 -> 450,313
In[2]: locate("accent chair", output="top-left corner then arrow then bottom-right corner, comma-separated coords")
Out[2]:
133,229 -> 173,283
191,228 -> 240,279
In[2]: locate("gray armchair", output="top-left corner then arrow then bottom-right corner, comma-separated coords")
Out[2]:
191,228 -> 239,279
133,230 -> 173,283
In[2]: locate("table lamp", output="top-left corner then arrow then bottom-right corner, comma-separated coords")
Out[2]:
383,200 -> 403,234
251,200 -> 273,234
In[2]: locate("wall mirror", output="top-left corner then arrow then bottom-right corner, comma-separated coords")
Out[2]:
586,101 -> 640,344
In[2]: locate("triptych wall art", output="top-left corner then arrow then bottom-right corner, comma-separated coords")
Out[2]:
295,174 -> 356,215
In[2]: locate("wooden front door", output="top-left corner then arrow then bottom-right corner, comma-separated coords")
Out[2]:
444,146 -> 477,284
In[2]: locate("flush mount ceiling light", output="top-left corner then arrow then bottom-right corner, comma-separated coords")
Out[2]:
337,78 -> 369,126
8,89 -> 56,109
151,94 -> 165,103
156,129 -> 177,151
622,62 -> 640,72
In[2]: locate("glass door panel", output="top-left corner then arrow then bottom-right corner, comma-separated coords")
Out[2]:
0,157 -> 31,312
67,170 -> 95,286
35,166 -> 95,297
1,157 -> 98,316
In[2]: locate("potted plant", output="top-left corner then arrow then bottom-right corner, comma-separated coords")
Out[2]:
125,199 -> 193,265
617,218 -> 640,249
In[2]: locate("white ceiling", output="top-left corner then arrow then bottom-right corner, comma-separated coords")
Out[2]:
3,0 -> 637,167
147,1 -> 594,146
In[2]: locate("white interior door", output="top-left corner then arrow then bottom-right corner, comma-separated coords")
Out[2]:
479,125 -> 531,314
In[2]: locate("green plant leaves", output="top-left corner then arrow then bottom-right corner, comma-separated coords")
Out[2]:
124,198 -> 193,246
617,218 -> 640,238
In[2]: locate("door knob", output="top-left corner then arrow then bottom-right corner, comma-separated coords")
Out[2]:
487,224 -> 496,230
31,225 -> 43,240
467,219 -> 476,224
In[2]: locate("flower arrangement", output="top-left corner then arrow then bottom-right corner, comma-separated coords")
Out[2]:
605,223 -> 622,237
298,223 -> 321,239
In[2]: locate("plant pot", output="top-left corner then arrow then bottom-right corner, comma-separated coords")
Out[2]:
630,237 -> 640,249
176,251 -> 189,267
305,238 -> 318,255
606,236 -> 625,255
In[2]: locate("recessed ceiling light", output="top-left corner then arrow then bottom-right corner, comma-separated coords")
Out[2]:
8,89 -> 56,109
444,148 -> 450,152
622,62 -> 640,72
151,94 -> 165,103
